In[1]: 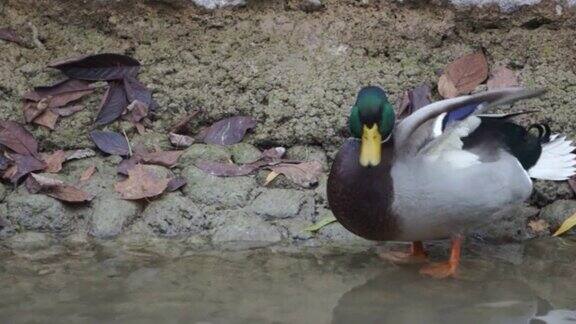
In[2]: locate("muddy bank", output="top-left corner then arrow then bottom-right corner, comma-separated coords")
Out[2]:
1,0 -> 576,252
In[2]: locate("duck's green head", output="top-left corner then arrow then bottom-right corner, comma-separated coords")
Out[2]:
349,86 -> 395,167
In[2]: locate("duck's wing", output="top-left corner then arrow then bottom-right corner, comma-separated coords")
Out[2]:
393,88 -> 546,158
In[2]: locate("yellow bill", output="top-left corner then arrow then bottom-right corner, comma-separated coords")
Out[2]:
360,124 -> 382,167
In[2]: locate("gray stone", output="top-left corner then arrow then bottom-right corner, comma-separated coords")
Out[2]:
530,180 -> 574,207
539,200 -> 576,235
182,166 -> 255,208
286,145 -> 328,170
316,221 -> 373,245
179,144 -> 231,166
212,210 -> 283,248
249,189 -> 315,220
473,204 -> 540,243
299,0 -> 324,12
89,196 -> 140,238
230,143 -> 262,164
191,0 -> 246,10
141,194 -> 206,237
6,191 -> 76,232
0,182 -> 7,203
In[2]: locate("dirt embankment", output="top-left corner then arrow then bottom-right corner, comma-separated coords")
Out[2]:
1,0 -> 576,253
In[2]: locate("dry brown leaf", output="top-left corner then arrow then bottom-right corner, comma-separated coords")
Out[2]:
115,164 -> 169,200
80,165 -> 97,181
268,161 -> 323,188
33,109 -> 59,130
23,98 -> 50,123
42,150 -> 66,173
169,110 -> 200,134
437,74 -> 459,99
3,153 -> 46,184
487,67 -> 519,90
27,173 -> 94,203
445,52 -> 488,95
528,219 -> 550,234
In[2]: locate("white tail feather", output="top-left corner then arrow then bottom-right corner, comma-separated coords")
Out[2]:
528,134 -> 576,181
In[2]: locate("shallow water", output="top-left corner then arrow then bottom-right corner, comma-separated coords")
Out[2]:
1,238 -> 576,324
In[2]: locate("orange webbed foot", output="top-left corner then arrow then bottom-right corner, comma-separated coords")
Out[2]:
420,234 -> 463,279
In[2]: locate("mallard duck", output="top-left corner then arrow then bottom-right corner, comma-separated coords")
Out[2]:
327,86 -> 576,278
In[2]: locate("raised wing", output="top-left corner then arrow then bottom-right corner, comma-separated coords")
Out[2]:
393,88 -> 545,157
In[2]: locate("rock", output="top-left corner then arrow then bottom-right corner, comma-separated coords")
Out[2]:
5,190 -> 78,232
131,132 -> 173,151
277,218 -> 315,241
249,189 -> 315,220
316,221 -> 373,245
286,145 -> 328,170
141,194 -> 207,236
212,210 -> 283,249
530,181 -> 574,207
179,144 -> 231,166
0,182 -> 7,202
182,166 -> 255,208
299,0 -> 324,12
539,200 -> 576,235
473,204 -> 540,243
89,196 -> 140,238
191,0 -> 246,10
229,143 -> 262,164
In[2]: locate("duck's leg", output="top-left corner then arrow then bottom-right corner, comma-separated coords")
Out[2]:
420,234 -> 463,279
378,241 -> 428,264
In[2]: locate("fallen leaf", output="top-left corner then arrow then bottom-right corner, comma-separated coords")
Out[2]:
527,219 -> 550,234
115,164 -> 169,200
135,122 -> 146,135
264,171 -> 280,186
48,53 -> 141,81
94,81 -> 129,126
437,74 -> 459,99
117,157 -> 139,175
65,148 -> 96,161
27,174 -> 94,203
553,212 -> 576,237
41,150 -> 66,173
166,177 -> 187,192
90,131 -> 130,156
3,153 -> 46,183
123,76 -> 153,107
445,52 -> 489,95
267,161 -> 323,188
53,105 -> 84,117
138,150 -> 183,168
0,27 -> 27,47
125,100 -> 148,123
196,160 -> 263,176
33,109 -> 59,130
397,84 -> 432,117
169,111 -> 200,134
0,120 -> 39,157
487,67 -> 519,90
305,215 -> 337,232
169,133 -> 194,148
0,155 -> 12,171
80,165 -> 97,181
22,99 -> 49,123
198,116 -> 257,146
23,79 -> 93,102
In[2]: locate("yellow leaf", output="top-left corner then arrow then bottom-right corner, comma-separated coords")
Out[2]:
553,212 -> 576,237
264,171 -> 279,186
305,215 -> 337,233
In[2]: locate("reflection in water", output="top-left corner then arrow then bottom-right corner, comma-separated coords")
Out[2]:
332,269 -> 576,324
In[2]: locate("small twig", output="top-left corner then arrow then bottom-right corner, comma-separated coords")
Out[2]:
122,129 -> 133,157
27,22 -> 45,50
